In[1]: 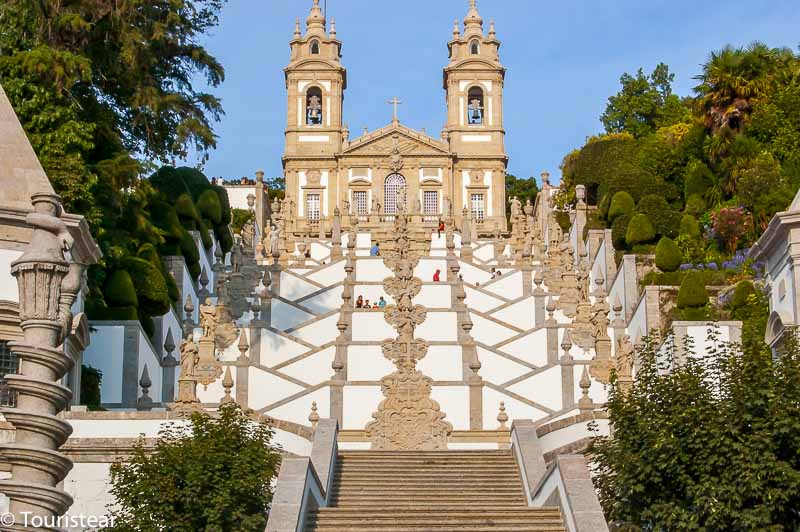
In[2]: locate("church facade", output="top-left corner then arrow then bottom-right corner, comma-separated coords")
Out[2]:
283,0 -> 509,234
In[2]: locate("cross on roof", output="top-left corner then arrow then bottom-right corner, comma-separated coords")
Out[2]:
387,97 -> 403,123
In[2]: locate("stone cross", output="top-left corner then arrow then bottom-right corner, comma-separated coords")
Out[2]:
387,96 -> 403,122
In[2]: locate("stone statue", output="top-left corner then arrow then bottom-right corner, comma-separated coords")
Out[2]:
199,297 -> 218,338
371,195 -> 380,214
332,206 -> 342,245
231,235 -> 243,273
241,221 -> 254,249
443,196 -> 452,217
510,196 -> 522,217
270,225 -> 281,258
179,336 -> 199,379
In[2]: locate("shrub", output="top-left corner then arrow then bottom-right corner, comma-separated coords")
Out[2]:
680,306 -> 709,321
175,193 -> 200,229
636,195 -> 681,238
679,215 -> 701,239
197,219 -> 213,249
626,214 -> 656,246
608,191 -> 635,222
174,167 -> 214,200
583,214 -> 607,241
104,270 -> 138,308
683,159 -> 715,197
140,314 -> 156,338
215,225 -> 233,255
711,206 -> 751,254
655,237 -> 682,272
180,230 -> 200,265
731,280 -> 756,309
80,365 -> 103,410
105,306 -> 139,321
231,208 -> 255,235
685,193 -> 706,216
197,189 -> 222,224
121,257 -> 170,317
149,166 -> 191,201
597,194 -> 610,220
555,210 -> 572,233
214,185 -> 232,225
677,271 -> 709,309
612,214 -> 632,249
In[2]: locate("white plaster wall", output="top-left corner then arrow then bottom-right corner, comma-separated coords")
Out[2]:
538,418 -> 611,457
491,297 -> 536,331
431,386 -> 470,430
247,367 -> 304,411
299,285 -> 344,315
69,419 -> 189,438
280,346 -> 335,385
608,262 -> 626,319
347,345 -> 394,381
351,311 -> 395,341
482,387 -> 548,427
770,261 -> 794,322
473,244 -> 495,262
417,345 -> 463,381
158,307 -> 182,360
460,170 -> 493,216
191,231 -> 213,287
476,347 -> 530,384
180,262 -> 199,322
507,366 -> 563,411
196,366 -> 233,404
271,299 -> 314,331
279,273 -> 320,300
458,261 -> 492,286
292,314 -> 339,346
260,329 -> 309,366
497,329 -> 549,367
416,259 -> 447,282
0,249 -> 22,301
306,262 -> 346,286
469,313 -> 518,345
309,242 -> 331,262
64,463 -> 115,521
223,186 -> 256,211
416,284 -> 451,308
266,386 -> 330,427
356,233 -> 372,248
82,326 -> 125,404
343,386 -> 383,430
416,312 -> 458,342
628,293 -> 649,344
483,271 -> 522,299
355,259 -> 393,282
590,238 -> 608,289
573,364 -> 608,405
464,286 -> 504,312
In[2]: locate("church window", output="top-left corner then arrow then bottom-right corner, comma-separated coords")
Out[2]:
423,191 -> 439,215
0,340 -> 17,407
353,191 -> 368,217
310,40 -> 320,55
306,87 -> 323,125
384,174 -> 407,215
470,40 -> 480,55
306,193 -> 321,221
467,87 -> 484,125
471,193 -> 485,221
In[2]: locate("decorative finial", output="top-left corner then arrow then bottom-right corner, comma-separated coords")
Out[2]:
453,19 -> 460,38
308,401 -> 320,428
184,294 -> 194,316
137,364 -> 153,411
561,328 -> 573,352
237,329 -> 249,361
294,18 -> 301,38
579,365 -> 593,411
489,20 -> 496,38
497,402 -> 508,430
220,366 -> 234,405
163,328 -> 176,356
330,17 -> 336,37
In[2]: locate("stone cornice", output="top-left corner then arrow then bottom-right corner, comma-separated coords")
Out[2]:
748,210 -> 800,262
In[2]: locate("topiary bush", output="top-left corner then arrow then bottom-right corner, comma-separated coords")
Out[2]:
583,214 -> 607,241
683,159 -> 715,198
121,257 -> 170,317
731,280 -> 756,309
626,214 -> 656,246
612,214 -> 632,250
655,237 -> 682,272
597,194 -> 610,221
197,219 -> 213,249
104,270 -> 138,308
608,191 -> 635,222
677,271 -> 710,309
679,214 -> 701,239
636,194 -> 681,238
105,306 -> 139,321
685,193 -> 706,216
175,193 -> 201,230
213,185 -> 232,225
216,225 -> 233,255
139,314 -> 156,338
149,166 -> 191,201
197,189 -> 222,225
80,365 -> 103,410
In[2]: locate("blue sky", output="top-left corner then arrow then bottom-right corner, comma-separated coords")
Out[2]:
191,0 -> 800,185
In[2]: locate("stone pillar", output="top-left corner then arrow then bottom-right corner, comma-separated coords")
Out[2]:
236,330 -> 250,406
545,298 -> 559,365
0,194 -> 80,521
460,207 -> 473,262
560,329 -> 576,409
574,185 -> 587,259
451,257 -> 482,430
330,255 -> 354,425
161,328 -> 178,403
622,254 -> 639,320
533,272 -> 546,328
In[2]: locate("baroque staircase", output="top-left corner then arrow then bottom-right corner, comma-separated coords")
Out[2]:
306,450 -> 565,532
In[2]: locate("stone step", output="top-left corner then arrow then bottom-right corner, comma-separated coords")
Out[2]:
332,497 -> 527,506
332,480 -> 522,489
311,516 -> 564,527
336,464 -> 519,471
307,525 -> 564,532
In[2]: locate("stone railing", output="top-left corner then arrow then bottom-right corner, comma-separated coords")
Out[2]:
511,420 -> 608,532
266,419 -> 338,532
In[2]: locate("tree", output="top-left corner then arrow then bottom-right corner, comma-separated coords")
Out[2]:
591,321 -> 800,530
601,63 -> 689,138
108,403 -> 281,531
505,174 -> 539,217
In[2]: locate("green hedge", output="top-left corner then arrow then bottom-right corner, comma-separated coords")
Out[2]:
121,256 -> 170,317
105,305 -> 139,321
149,166 -> 191,201
677,271 -> 710,308
104,270 -> 138,308
609,191 -> 635,222
612,214 -> 632,250
626,214 -> 656,246
597,194 -> 610,220
80,365 -> 103,410
197,188 -> 222,225
214,185 -> 232,225
685,193 -> 706,216
636,194 -> 681,238
197,219 -> 213,249
683,159 -> 715,197
655,237 -> 682,272
175,193 -> 200,230
731,280 -> 756,309
679,214 -> 701,239
136,244 -> 179,304
641,269 -> 728,287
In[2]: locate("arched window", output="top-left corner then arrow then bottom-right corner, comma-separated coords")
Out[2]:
384,174 -> 407,214
467,86 -> 484,125
310,40 -> 320,55
470,40 -> 480,55
306,87 -> 323,125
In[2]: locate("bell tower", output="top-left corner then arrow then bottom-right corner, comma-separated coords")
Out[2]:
283,0 -> 347,227
444,0 -> 508,229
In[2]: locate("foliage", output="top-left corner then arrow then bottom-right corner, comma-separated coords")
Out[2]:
591,322 -> 800,530
636,194 -> 681,238
730,280 -> 756,309
120,257 -> 170,318
608,191 -> 635,222
505,174 -> 539,217
108,403 -> 282,531
655,237 -> 682,272
611,214 -> 632,250
104,270 -> 138,309
677,271 -> 709,309
679,214 -> 701,239
625,214 -> 656,246
80,365 -> 103,411
265,176 -> 286,201
710,205 -> 751,254
641,268 -> 729,289
197,189 -> 222,225
232,209 -> 255,235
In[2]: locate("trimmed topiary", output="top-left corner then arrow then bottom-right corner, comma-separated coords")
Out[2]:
679,214 -> 701,239
180,230 -> 200,264
139,314 -> 156,338
216,225 -> 234,255
680,306 -> 708,321
636,195 -> 681,238
608,191 -> 635,222
685,194 -> 706,216
174,167 -> 213,200
105,306 -> 139,321
655,237 -> 682,272
625,214 -> 656,246
731,280 -> 756,309
121,257 -> 170,317
149,166 -> 191,201
611,214 -> 632,250
677,271 -> 709,309
683,159 -> 715,198
197,219 -> 213,249
175,193 -> 201,230
214,185 -> 232,225
197,189 -> 222,225
597,194 -> 610,221
135,243 -> 178,304
104,270 -> 138,308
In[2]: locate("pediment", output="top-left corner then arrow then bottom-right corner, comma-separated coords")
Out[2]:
343,124 -> 450,156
